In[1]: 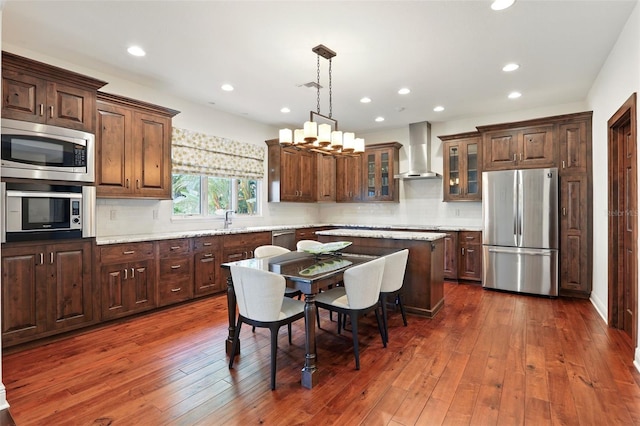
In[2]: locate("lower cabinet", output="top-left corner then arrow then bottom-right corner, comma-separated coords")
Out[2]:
193,236 -> 222,296
442,231 -> 482,282
2,239 -> 94,347
157,239 -> 193,306
98,242 -> 156,321
295,226 -> 333,243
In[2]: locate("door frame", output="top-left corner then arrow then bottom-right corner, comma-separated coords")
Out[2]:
608,92 -> 638,348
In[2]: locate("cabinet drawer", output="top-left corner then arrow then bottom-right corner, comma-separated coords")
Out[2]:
99,242 -> 155,263
158,257 -> 193,306
158,239 -> 191,257
193,236 -> 221,251
459,231 -> 481,245
223,232 -> 271,249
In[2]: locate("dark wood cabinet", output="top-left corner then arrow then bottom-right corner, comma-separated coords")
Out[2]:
157,239 -> 193,306
362,142 -> 401,202
2,51 -> 106,133
98,242 -> 156,320
481,125 -> 555,171
559,119 -> 589,175
266,140 -> 316,202
96,93 -> 179,199
317,154 -> 336,202
440,132 -> 482,201
443,232 -> 458,280
193,236 -> 222,296
221,232 -> 272,263
336,155 -> 363,202
1,240 -> 94,347
295,226 -> 333,243
458,231 -> 483,281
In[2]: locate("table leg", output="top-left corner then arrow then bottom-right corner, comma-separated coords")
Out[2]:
225,274 -> 239,356
301,293 -> 319,389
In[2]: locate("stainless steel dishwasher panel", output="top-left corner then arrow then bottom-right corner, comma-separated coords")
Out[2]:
272,230 -> 296,250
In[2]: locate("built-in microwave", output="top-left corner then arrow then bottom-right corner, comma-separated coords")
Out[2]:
1,182 -> 96,243
1,118 -> 95,183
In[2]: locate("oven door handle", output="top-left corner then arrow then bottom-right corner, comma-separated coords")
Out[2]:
6,191 -> 82,199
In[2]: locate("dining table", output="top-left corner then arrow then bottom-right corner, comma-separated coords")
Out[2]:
221,244 -> 399,389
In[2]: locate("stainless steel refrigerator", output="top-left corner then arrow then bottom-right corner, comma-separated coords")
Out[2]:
482,167 -> 558,296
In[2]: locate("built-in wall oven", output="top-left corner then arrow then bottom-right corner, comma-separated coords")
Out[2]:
1,181 -> 96,243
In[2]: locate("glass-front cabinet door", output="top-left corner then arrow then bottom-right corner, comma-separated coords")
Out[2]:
441,133 -> 482,202
362,142 -> 401,202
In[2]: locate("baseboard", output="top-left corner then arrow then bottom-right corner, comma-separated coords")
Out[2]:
589,292 -> 608,323
635,348 -> 640,374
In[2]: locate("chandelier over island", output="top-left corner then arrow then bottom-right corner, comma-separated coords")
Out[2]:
279,44 -> 364,157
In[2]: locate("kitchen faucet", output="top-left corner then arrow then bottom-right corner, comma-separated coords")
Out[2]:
224,210 -> 235,229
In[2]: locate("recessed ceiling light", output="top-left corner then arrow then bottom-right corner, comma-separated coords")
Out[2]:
398,88 -> 411,95
508,91 -> 522,99
127,46 -> 146,57
221,84 -> 234,92
433,106 -> 445,112
491,0 -> 515,11
360,97 -> 372,103
502,63 -> 520,72
375,117 -> 385,122
280,107 -> 290,113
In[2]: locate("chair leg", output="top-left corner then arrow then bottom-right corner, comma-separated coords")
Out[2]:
337,312 -> 343,335
351,313 -> 360,370
288,323 -> 292,345
374,307 -> 387,348
316,306 -> 321,329
229,320 -> 243,368
269,325 -> 279,390
397,294 -> 408,326
380,295 -> 389,345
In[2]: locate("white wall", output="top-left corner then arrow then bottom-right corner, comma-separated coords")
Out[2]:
586,0 -> 640,369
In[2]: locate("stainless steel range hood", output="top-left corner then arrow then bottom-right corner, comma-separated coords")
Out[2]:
394,121 -> 441,179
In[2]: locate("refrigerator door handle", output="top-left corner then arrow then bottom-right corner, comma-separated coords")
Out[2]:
517,170 -> 524,246
513,171 -> 519,246
488,248 -> 555,256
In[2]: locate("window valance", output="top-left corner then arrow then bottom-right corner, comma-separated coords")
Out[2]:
172,127 -> 265,179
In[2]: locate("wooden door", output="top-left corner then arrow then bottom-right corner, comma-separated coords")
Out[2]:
297,149 -> 316,202
101,262 -> 128,320
336,156 -> 362,202
133,111 -> 171,198
1,70 -> 46,123
194,251 -> 219,295
46,81 -> 94,132
560,175 -> 588,293
280,148 -> 301,201
130,260 -> 155,312
49,241 -> 93,330
559,120 -> 588,174
96,101 -> 132,196
316,154 -> 336,202
1,245 -> 48,343
443,232 -> 458,280
482,130 -> 517,171
608,93 -> 637,347
518,125 -> 556,168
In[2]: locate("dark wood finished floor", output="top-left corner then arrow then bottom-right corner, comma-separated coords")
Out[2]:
3,282 -> 640,425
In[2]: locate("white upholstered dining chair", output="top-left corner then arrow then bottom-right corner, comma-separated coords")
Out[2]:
254,245 -> 302,299
228,265 -> 305,390
314,257 -> 387,370
379,249 -> 410,344
296,240 -> 322,251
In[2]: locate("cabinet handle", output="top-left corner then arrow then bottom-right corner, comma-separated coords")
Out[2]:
49,105 -> 54,118
249,250 -> 254,258
465,236 -> 475,240
203,253 -> 213,258
39,104 -> 44,116
170,246 -> 181,251
461,247 -> 465,255
203,242 -> 212,247
513,154 -> 517,162
562,207 -> 567,216
562,160 -> 566,169
131,268 -> 135,278
39,253 -> 44,265
123,250 -> 135,255
136,179 -> 140,189
50,252 -> 54,264
124,268 -> 128,279
126,179 -> 130,189
171,287 -> 182,293
171,265 -> 181,269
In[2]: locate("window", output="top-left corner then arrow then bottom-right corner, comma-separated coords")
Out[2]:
172,174 -> 259,216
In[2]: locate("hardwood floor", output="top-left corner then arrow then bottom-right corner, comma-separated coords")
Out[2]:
3,282 -> 640,425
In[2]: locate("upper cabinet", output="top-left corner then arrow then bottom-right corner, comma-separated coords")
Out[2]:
266,139 -> 317,202
362,142 -> 402,202
316,153 -> 336,202
439,132 -> 482,202
2,51 -> 107,133
480,124 -> 555,171
336,155 -> 363,202
96,93 -> 179,199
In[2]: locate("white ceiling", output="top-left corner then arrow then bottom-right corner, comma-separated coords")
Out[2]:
2,0 -> 637,133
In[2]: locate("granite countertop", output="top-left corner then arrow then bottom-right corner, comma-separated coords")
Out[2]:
96,223 -> 480,245
316,228 -> 447,241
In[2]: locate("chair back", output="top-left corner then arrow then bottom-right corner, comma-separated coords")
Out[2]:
296,240 -> 322,252
343,257 -> 386,309
230,265 -> 286,322
254,245 -> 290,258
380,249 -> 409,293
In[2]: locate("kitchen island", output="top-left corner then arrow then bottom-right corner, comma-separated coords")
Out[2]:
317,228 -> 447,318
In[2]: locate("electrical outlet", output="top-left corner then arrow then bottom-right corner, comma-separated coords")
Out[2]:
110,210 -> 117,220
153,209 -> 159,220
455,208 -> 460,217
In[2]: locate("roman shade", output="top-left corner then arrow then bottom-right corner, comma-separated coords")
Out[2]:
172,127 -> 265,179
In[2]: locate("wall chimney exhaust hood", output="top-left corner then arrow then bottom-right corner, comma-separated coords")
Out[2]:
394,121 -> 441,179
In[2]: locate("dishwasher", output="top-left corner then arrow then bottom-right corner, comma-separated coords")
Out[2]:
272,229 -> 297,251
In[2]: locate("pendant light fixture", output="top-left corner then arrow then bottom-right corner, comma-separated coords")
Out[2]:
279,44 -> 364,156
